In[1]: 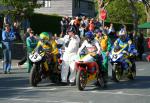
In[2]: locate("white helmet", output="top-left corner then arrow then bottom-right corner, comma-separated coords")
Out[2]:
118,29 -> 126,36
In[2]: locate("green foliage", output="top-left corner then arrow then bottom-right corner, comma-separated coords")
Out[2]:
135,2 -> 147,23
0,0 -> 41,20
106,0 -> 133,23
105,0 -> 146,24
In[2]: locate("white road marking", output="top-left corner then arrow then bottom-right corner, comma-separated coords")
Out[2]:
1,97 -> 83,103
137,69 -> 145,71
0,87 -> 57,91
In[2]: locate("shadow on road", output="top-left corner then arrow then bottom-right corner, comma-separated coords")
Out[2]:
0,77 -> 29,88
0,76 -> 29,98
85,76 -> 150,91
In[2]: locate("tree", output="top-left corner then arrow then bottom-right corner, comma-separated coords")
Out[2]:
106,0 -> 133,23
0,0 -> 41,23
142,0 -> 150,35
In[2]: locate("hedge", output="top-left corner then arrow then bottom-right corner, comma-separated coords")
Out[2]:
30,13 -> 62,35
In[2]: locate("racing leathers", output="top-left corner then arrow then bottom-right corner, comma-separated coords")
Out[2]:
77,39 -> 101,72
114,37 -> 134,72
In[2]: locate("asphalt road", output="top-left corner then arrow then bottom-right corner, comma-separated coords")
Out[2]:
0,60 -> 150,103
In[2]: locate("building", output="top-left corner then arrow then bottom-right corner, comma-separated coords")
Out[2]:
35,0 -> 95,17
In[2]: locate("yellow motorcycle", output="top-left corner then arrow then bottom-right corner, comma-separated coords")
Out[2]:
29,46 -> 60,86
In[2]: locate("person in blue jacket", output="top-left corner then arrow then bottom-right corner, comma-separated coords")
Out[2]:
113,29 -> 137,73
2,24 -> 15,74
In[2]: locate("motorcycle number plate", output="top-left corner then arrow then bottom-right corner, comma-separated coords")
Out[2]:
113,54 -> 117,59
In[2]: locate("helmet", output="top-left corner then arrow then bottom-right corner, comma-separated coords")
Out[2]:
67,26 -> 76,33
118,29 -> 127,41
118,29 -> 126,36
85,31 -> 94,40
39,32 -> 50,40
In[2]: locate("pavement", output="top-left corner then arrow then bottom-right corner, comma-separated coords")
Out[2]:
0,60 -> 150,103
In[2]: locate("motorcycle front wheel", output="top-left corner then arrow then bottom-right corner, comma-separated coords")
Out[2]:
112,64 -> 121,82
76,69 -> 87,91
30,64 -> 41,87
128,63 -> 136,80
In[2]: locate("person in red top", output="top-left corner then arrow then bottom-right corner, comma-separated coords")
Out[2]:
88,19 -> 95,32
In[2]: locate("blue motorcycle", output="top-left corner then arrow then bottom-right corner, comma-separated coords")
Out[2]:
109,45 -> 137,82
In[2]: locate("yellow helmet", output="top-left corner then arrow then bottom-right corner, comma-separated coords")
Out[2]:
39,32 -> 50,40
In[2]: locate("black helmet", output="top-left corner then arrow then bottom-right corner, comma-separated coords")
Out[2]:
67,26 -> 76,33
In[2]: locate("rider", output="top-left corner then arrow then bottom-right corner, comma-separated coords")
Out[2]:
36,32 -> 59,72
113,29 -> 135,73
78,31 -> 101,73
95,29 -> 111,86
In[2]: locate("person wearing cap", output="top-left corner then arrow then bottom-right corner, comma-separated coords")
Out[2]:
95,29 -> 111,87
2,24 -> 16,74
17,27 -> 32,67
26,30 -> 37,73
57,26 -> 80,86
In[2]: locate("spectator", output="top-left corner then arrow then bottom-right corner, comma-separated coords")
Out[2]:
74,16 -> 80,35
94,18 -> 102,30
80,16 -> 89,30
22,17 -> 30,33
26,30 -> 37,73
108,23 -> 116,42
88,19 -> 95,32
137,32 -> 145,60
17,27 -> 32,67
2,24 -> 15,74
108,23 -> 115,34
60,17 -> 67,37
4,15 -> 12,25
79,23 -> 86,39
12,21 -> 21,41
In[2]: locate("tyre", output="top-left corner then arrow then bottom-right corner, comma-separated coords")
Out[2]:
30,64 -> 41,87
112,64 -> 121,82
76,69 -> 87,91
97,76 -> 105,88
128,63 -> 136,80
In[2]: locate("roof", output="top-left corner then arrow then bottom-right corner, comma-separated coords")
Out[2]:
138,22 -> 150,29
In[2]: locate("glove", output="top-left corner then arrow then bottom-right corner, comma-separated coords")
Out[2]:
122,50 -> 129,55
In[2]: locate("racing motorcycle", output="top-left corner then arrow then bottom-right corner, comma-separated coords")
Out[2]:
29,46 -> 60,87
109,46 -> 137,82
75,54 -> 104,91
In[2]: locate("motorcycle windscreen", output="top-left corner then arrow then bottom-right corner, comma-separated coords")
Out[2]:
80,54 -> 95,62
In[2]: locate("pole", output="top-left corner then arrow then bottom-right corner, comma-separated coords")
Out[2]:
102,20 -> 105,28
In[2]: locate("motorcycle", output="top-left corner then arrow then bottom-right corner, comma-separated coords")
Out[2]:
109,46 -> 137,82
29,46 -> 60,86
75,54 -> 104,91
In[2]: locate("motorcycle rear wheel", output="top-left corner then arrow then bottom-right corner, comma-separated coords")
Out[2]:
76,69 -> 87,91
